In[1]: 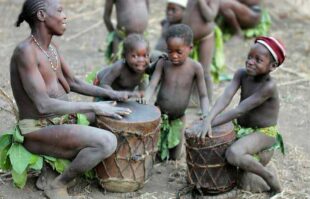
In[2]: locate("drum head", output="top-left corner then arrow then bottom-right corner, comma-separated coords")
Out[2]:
113,101 -> 161,124
185,120 -> 234,138
96,101 -> 161,134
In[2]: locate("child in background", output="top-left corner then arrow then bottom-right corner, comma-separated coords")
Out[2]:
155,0 -> 188,52
183,0 -> 220,103
103,0 -> 149,62
94,34 -> 150,100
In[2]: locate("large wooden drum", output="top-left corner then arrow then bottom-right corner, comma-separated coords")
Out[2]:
185,121 -> 237,195
95,101 -> 161,192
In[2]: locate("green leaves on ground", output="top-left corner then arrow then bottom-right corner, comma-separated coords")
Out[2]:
0,128 -> 43,188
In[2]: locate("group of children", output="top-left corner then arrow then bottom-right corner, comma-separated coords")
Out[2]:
96,0 -> 286,195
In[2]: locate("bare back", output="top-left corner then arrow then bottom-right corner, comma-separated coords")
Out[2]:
182,0 -> 217,40
115,0 -> 149,34
237,69 -> 279,128
10,38 -> 70,119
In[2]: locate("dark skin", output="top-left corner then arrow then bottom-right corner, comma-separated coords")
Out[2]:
155,3 -> 185,52
219,0 -> 261,38
182,0 -> 220,103
198,43 -> 281,193
144,37 -> 209,160
104,0 -> 149,56
96,41 -> 149,93
10,0 -> 137,198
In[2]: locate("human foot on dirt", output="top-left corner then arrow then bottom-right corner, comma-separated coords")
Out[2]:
44,176 -> 81,199
266,173 -> 282,194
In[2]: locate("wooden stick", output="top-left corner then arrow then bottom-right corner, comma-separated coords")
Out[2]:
64,21 -> 102,42
278,78 -> 310,87
0,88 -> 18,120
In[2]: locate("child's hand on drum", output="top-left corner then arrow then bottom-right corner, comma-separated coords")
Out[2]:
94,102 -> 132,119
199,118 -> 213,140
109,90 -> 130,101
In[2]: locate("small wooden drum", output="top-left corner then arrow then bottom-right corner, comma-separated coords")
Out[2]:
95,101 -> 161,192
185,121 -> 237,195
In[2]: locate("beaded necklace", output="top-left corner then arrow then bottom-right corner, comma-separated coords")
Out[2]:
31,35 -> 58,71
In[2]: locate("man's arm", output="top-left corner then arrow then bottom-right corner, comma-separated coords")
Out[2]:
197,0 -> 220,22
212,79 -> 276,126
103,0 -> 115,32
144,59 -> 164,103
16,45 -> 129,118
59,53 -> 133,100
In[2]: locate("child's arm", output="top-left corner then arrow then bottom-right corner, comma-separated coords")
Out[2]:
212,78 -> 276,126
144,59 -> 164,103
103,0 -> 115,32
195,63 -> 210,116
97,64 -> 122,89
197,0 -> 220,22
200,69 -> 243,138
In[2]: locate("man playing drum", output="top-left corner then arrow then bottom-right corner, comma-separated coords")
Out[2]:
8,0 -> 138,198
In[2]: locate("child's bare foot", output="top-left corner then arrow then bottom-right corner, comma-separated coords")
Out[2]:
267,173 -> 282,194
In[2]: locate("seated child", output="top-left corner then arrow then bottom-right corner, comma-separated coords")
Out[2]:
155,0 -> 188,52
104,0 -> 149,62
94,34 -> 150,100
182,0 -> 220,103
144,24 -> 210,160
219,0 -> 261,39
200,36 -> 285,194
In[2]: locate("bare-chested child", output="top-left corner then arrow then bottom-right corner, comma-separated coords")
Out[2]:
104,0 -> 149,61
219,0 -> 261,39
182,0 -> 220,103
94,34 -> 149,100
155,0 -> 188,52
198,36 -> 286,194
143,24 -> 209,160
8,0 -> 141,198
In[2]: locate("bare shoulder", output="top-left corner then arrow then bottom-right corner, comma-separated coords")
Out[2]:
98,60 -> 123,77
190,58 -> 204,71
13,39 -> 36,66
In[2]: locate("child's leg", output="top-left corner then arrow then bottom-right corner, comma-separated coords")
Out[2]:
169,116 -> 186,160
225,132 -> 281,193
198,33 -> 214,104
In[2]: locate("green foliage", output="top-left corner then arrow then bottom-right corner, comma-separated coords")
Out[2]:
243,10 -> 271,38
158,114 -> 183,160
217,9 -> 272,41
77,113 -> 90,126
85,69 -> 99,84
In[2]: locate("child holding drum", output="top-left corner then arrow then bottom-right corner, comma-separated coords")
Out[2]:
200,36 -> 285,194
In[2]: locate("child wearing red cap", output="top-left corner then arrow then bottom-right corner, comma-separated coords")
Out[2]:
196,36 -> 286,194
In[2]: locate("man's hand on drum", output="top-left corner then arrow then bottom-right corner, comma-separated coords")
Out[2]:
94,102 -> 132,120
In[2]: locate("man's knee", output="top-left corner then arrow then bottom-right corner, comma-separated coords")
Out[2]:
226,146 -> 242,166
94,131 -> 117,157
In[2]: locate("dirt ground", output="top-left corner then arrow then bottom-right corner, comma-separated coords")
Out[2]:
0,0 -> 310,198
